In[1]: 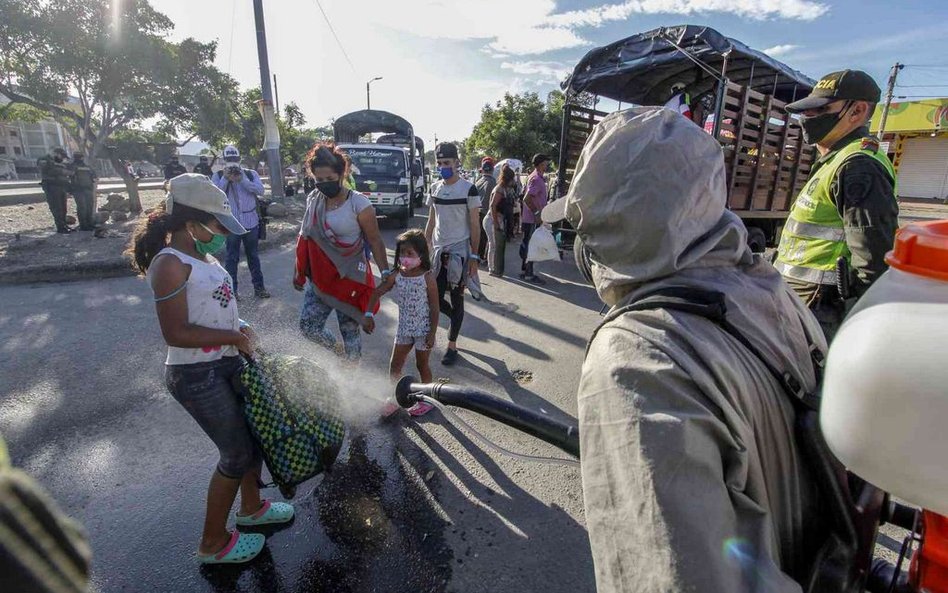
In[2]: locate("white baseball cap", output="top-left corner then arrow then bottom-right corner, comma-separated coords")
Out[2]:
222,145 -> 240,162
166,173 -> 247,235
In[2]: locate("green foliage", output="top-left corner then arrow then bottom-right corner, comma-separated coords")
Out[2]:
108,127 -> 174,163
0,0 -> 237,161
213,87 -> 331,168
464,90 -> 565,168
0,102 -> 49,123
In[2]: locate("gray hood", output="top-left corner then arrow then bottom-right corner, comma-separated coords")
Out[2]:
563,107 -> 825,390
560,107 -> 752,306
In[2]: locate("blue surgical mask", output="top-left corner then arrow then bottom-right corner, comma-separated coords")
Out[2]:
439,166 -> 454,179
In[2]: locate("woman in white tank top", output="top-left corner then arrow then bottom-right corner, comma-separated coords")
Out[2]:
127,174 -> 294,565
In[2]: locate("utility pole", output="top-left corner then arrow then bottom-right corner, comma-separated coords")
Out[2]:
252,0 -> 283,201
366,76 -> 382,110
877,62 -> 904,142
273,74 -> 280,114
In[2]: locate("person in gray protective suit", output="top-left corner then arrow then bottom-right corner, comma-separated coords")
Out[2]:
542,107 -> 829,593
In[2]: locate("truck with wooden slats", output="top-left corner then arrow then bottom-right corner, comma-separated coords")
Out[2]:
556,25 -> 818,252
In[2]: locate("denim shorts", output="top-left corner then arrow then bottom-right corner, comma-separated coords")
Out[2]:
164,356 -> 261,479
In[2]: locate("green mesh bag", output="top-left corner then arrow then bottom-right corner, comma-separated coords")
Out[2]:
232,354 -> 346,499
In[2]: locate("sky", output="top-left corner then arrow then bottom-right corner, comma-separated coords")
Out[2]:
150,0 -> 948,150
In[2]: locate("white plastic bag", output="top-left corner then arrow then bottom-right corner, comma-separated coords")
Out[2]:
527,225 -> 559,262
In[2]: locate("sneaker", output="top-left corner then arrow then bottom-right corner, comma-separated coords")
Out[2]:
525,275 -> 546,285
441,348 -> 459,366
254,288 -> 271,299
408,401 -> 434,417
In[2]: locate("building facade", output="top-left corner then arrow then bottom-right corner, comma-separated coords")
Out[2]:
873,98 -> 948,201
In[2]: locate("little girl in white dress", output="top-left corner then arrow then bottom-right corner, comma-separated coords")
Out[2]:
366,229 -> 440,415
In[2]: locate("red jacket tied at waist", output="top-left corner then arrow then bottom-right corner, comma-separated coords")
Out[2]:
294,236 -> 379,315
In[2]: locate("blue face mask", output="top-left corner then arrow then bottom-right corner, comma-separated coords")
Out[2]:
439,166 -> 454,179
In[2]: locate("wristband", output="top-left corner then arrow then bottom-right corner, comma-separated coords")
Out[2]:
469,255 -> 480,262
380,269 -> 393,280
364,311 -> 375,318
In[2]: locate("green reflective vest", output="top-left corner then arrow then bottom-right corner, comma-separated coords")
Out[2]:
775,137 -> 895,286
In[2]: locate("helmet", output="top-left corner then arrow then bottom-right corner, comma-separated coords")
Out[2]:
223,145 -> 240,163
670,82 -> 687,95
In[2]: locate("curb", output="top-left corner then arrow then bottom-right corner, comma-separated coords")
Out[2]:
0,226 -> 300,286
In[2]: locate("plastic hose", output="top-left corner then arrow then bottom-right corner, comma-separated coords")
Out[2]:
420,395 -> 580,469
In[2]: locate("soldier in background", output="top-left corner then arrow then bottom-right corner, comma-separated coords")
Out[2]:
39,147 -> 72,233
192,155 -> 213,178
163,154 -> 187,180
68,152 -> 98,231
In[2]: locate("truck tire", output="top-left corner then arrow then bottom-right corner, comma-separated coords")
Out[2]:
746,227 -> 767,254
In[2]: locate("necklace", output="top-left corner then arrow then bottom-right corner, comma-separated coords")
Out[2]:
325,191 -> 347,211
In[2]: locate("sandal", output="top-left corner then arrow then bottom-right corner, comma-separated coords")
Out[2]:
197,531 -> 265,564
236,500 -> 295,527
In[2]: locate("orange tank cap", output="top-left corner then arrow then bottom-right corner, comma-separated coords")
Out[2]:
885,220 -> 948,282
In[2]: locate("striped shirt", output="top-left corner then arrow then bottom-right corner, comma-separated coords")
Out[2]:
213,169 -> 265,230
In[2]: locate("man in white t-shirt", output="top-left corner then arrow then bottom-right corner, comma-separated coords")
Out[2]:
425,142 -> 481,366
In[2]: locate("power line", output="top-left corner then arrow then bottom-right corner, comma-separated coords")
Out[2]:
226,1 -> 237,75
896,84 -> 948,88
310,0 -> 356,73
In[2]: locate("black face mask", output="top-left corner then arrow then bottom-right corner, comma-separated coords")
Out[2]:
801,101 -> 851,145
316,180 -> 342,198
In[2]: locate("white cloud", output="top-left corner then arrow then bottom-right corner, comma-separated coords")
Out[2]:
546,0 -> 828,27
763,44 -> 801,57
501,61 -> 573,85
489,28 -> 592,55
364,0 -> 829,66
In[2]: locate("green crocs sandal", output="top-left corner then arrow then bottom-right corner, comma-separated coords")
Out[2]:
197,531 -> 265,564
236,500 -> 295,527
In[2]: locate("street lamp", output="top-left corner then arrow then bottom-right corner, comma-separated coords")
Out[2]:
366,76 -> 382,110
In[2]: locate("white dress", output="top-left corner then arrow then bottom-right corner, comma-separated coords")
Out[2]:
393,272 -> 430,339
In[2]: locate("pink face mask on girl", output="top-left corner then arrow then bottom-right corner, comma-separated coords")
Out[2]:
400,256 -> 421,271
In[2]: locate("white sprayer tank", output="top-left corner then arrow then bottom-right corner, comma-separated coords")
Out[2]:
821,220 -> 948,516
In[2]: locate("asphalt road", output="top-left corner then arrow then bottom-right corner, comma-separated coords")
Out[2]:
0,216 -> 601,593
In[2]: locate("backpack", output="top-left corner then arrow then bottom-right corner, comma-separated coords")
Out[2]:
589,287 -> 884,593
231,354 -> 346,499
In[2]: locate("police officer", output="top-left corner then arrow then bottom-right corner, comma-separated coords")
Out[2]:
192,155 -> 213,178
68,152 -> 98,231
163,153 -> 187,180
775,70 -> 898,341
39,148 -> 72,233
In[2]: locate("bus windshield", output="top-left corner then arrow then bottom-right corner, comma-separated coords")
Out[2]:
345,148 -> 406,179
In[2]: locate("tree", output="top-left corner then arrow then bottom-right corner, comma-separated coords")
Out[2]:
0,0 -> 237,211
212,87 -> 331,170
465,91 -> 565,168
108,127 -> 175,164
